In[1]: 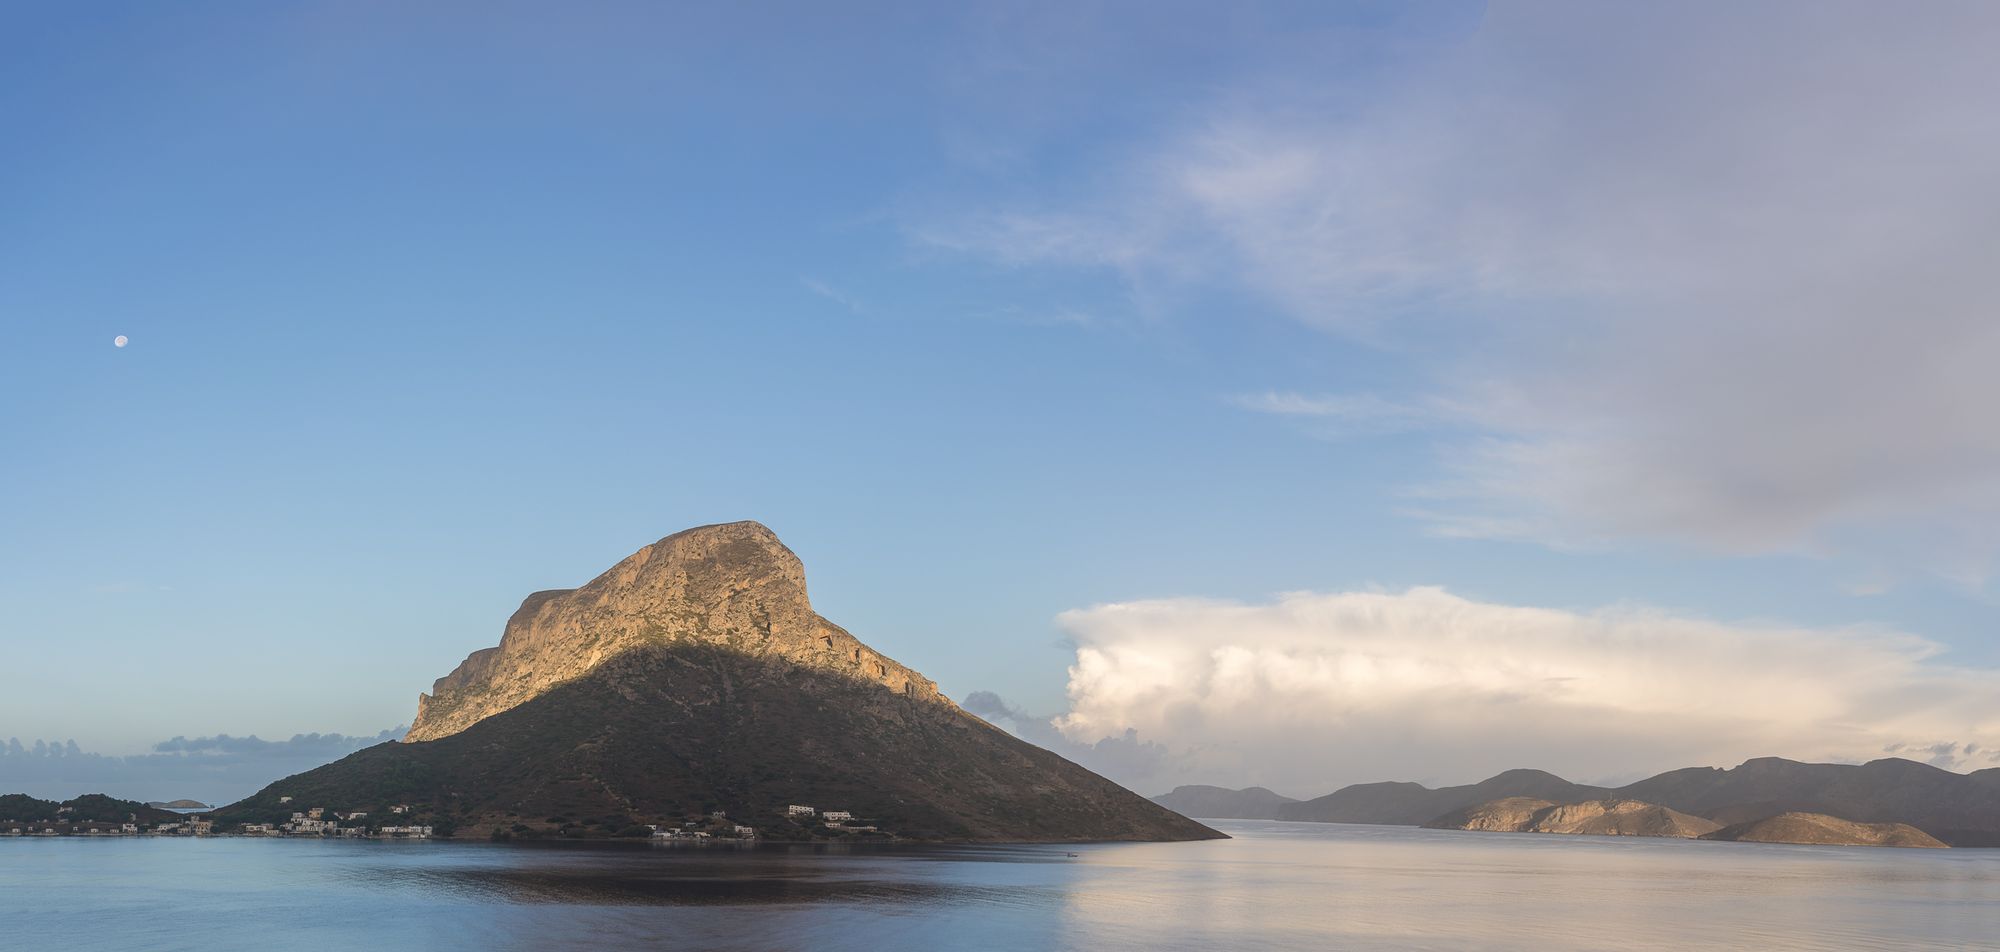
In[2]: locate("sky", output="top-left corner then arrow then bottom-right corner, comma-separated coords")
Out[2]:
6,1 -> 2000,803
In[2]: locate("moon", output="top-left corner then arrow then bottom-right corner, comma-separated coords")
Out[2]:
114,335 -> 128,348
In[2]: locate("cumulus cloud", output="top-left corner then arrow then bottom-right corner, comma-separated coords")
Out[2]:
919,2 -> 2000,572
1046,588 -> 2000,794
0,728 -> 404,804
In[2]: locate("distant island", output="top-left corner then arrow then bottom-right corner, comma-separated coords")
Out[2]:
1421,796 -> 1945,848
1154,756 -> 2000,848
202,522 -> 1221,844
2,794 -> 196,836
146,800 -> 211,810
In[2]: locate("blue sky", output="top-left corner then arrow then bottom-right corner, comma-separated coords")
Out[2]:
7,2 -> 2000,799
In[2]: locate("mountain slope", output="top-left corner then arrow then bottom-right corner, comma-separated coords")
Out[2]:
215,523 -> 1219,843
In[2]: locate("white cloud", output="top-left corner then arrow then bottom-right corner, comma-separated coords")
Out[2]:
919,2 -> 2000,571
1048,588 -> 2000,794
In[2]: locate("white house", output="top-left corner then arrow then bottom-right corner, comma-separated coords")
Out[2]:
786,805 -> 815,817
822,811 -> 854,823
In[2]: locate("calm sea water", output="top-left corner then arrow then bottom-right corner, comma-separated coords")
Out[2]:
3,820 -> 1995,951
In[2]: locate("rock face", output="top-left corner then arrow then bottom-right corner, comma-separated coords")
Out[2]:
219,522 -> 1221,843
1702,812 -> 1947,848
1152,785 -> 1299,820
408,522 -> 942,742
1426,797 -> 1721,838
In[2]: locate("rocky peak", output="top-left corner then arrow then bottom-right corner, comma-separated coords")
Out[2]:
406,521 -> 945,742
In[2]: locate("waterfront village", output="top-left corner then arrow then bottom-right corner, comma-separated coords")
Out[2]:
2,797 -> 887,841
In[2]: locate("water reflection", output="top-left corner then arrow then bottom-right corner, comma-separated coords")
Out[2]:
4,821 -> 1997,952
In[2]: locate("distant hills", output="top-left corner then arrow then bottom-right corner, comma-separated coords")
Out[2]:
1151,785 -> 1298,820
0,793 -> 178,824
212,522 -> 1220,843
1421,795 -> 1946,848
1153,757 -> 2000,847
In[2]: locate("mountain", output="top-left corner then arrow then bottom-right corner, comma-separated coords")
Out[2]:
1424,797 -> 1720,838
1615,757 -> 2000,846
146,799 -> 211,810
214,522 -> 1220,843
1151,785 -> 1298,819
1277,769 -> 1610,825
1241,755 -> 2000,846
1702,812 -> 1947,848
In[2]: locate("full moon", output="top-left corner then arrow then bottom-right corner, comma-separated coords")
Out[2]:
114,335 -> 128,348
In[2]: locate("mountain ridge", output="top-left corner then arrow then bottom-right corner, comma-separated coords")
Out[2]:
1153,757 -> 2000,846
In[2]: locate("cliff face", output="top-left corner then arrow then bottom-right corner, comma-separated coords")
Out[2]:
408,522 -> 942,742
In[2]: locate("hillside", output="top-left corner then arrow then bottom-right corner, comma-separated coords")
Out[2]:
213,523 -> 1220,843
1151,785 -> 1298,820
1703,812 -> 1947,848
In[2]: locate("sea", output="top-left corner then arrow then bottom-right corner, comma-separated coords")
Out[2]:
2,820 -> 1995,951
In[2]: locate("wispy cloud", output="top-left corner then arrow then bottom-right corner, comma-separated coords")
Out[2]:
1228,390 -> 1450,437
918,2 -> 2000,576
1048,588 -> 2000,793
800,276 -> 865,314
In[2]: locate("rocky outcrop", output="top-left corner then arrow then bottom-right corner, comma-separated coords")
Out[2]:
408,522 -> 944,742
1425,797 -> 1721,838
1702,812 -> 1947,848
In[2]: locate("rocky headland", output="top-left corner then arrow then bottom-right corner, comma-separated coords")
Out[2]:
212,522 -> 1221,843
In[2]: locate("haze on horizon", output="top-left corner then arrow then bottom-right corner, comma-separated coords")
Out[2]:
6,1 -> 2000,804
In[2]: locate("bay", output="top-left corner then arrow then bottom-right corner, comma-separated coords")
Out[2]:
3,820 -> 1995,950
